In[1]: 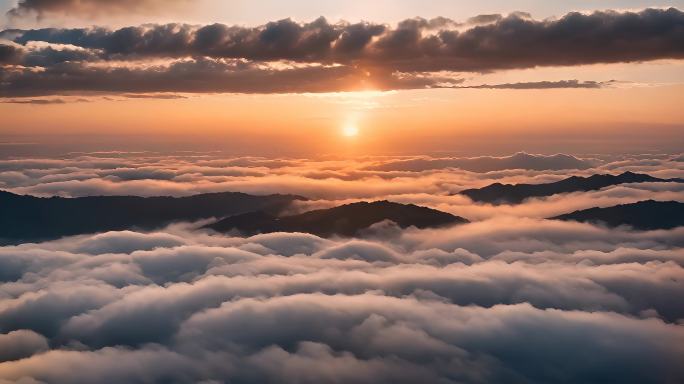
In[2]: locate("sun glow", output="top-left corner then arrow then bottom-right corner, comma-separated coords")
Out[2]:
342,124 -> 359,137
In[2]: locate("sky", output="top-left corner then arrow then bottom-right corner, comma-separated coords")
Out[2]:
1,3 -> 684,383
1,0 -> 683,155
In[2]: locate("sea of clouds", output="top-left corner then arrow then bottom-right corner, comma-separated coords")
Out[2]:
0,151 -> 683,383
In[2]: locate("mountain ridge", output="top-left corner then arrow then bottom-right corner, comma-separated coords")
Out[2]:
0,190 -> 305,244
206,200 -> 469,237
551,200 -> 684,230
460,172 -> 684,204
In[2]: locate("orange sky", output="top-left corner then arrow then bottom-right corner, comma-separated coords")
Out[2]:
2,80 -> 682,155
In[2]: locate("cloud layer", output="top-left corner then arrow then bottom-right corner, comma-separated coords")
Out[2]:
1,151 -> 682,220
2,7 -> 683,96
0,150 -> 682,382
0,216 -> 683,383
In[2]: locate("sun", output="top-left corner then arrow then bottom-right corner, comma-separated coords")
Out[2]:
342,125 -> 359,137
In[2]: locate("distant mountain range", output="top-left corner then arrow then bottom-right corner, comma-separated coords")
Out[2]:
370,152 -> 593,173
460,172 -> 684,204
551,200 -> 684,230
0,191 -> 303,244
205,201 -> 469,237
2,187 -> 681,244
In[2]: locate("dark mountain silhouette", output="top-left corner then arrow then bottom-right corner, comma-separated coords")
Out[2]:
370,152 -> 593,173
206,201 -> 469,237
0,190 -> 304,244
551,200 -> 684,230
460,172 -> 684,204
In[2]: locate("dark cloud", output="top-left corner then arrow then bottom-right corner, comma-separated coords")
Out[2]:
0,43 -> 22,64
456,79 -> 610,89
20,45 -> 99,67
1,8 -> 682,95
9,8 -> 683,69
1,98 -> 67,104
120,93 -> 187,99
0,97 -> 92,104
0,58 -> 436,97
1,94 -> 183,103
